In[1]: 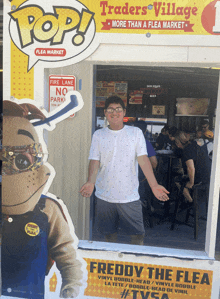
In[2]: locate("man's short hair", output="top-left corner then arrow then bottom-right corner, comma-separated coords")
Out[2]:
175,131 -> 190,145
161,125 -> 169,133
168,126 -> 178,137
104,96 -> 126,110
201,119 -> 209,126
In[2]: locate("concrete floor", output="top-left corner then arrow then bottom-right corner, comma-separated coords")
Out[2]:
92,194 -> 220,258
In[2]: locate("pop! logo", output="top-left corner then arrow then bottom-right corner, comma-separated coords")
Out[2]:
9,0 -> 97,71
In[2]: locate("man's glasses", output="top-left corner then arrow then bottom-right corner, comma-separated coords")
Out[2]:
106,107 -> 124,113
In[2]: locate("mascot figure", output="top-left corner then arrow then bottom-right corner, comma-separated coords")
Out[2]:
1,93 -> 84,299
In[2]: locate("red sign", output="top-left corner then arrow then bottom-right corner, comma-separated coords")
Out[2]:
49,75 -> 76,117
201,0 -> 220,35
35,48 -> 66,56
102,19 -> 193,32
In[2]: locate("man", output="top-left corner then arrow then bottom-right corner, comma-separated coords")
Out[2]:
80,96 -> 169,245
164,126 -> 179,150
174,131 -> 211,202
201,119 -> 209,132
167,126 -> 179,144
156,126 -> 182,188
196,129 -> 214,158
203,130 -> 214,159
132,120 -> 158,170
155,125 -> 169,150
200,119 -> 214,138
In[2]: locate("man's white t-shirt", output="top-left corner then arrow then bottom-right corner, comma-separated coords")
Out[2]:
89,125 -> 148,203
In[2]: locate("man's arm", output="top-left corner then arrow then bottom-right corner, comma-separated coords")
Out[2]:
80,159 -> 100,197
149,156 -> 158,170
137,155 -> 169,201
185,159 -> 195,189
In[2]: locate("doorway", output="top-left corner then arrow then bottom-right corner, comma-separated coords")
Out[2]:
91,65 -> 219,253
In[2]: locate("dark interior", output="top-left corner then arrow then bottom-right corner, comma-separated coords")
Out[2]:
93,65 -> 220,256
96,65 -> 219,132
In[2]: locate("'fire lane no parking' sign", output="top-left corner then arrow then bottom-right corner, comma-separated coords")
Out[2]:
49,75 -> 76,116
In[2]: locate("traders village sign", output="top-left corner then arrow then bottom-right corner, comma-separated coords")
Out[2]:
7,0 -> 220,76
100,2 -> 197,31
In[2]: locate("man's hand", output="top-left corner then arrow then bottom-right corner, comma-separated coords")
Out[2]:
151,185 -> 169,201
185,182 -> 194,189
80,160 -> 99,197
80,182 -> 95,198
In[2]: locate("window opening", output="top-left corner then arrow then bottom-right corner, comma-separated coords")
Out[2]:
90,65 -> 219,254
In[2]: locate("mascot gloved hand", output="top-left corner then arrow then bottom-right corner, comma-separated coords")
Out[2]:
2,99 -> 84,299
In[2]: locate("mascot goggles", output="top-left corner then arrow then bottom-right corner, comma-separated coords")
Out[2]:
2,143 -> 44,175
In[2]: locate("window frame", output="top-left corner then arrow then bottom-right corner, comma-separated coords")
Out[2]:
79,61 -> 220,260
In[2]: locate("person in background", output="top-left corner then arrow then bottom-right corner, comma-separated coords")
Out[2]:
195,130 -> 203,146
132,121 -> 158,170
132,121 -> 158,227
156,126 -> 182,189
164,126 -> 179,150
80,96 -> 169,245
154,133 -> 159,139
196,129 -> 214,160
155,125 -> 170,150
200,119 -> 214,137
174,131 -> 211,202
203,130 -> 214,159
